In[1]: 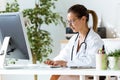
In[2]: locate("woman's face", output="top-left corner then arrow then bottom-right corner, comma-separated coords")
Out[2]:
67,12 -> 83,32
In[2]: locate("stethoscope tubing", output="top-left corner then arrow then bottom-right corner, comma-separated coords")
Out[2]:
71,29 -> 90,61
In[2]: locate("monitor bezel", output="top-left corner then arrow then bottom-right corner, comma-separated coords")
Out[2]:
0,12 -> 32,62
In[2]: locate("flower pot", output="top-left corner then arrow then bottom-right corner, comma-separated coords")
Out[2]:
108,57 -> 120,70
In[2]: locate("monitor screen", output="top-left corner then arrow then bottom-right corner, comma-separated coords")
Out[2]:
0,12 -> 32,60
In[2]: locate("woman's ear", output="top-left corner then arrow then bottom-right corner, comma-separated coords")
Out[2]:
81,16 -> 87,23
81,16 -> 87,21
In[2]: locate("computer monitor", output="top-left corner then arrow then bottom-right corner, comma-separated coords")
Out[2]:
0,12 -> 32,61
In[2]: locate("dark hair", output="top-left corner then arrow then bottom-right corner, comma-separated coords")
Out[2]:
68,4 -> 98,32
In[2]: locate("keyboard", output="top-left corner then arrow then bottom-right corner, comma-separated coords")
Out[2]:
4,64 -> 27,69
4,64 -> 52,69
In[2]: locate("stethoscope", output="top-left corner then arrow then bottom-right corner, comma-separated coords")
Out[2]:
71,29 -> 90,61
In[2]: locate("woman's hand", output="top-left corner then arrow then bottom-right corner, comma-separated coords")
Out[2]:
44,59 -> 54,65
53,60 -> 67,67
44,60 -> 67,67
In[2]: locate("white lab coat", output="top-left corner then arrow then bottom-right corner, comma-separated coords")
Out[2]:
54,28 -> 104,67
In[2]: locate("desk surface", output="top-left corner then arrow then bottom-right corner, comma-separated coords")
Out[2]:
0,65 -> 120,76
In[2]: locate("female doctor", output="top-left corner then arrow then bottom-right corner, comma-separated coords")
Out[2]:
44,4 -> 104,80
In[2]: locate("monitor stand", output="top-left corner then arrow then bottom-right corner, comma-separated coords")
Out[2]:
0,37 -> 10,68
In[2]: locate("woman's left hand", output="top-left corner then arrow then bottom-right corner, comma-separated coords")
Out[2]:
53,60 -> 67,67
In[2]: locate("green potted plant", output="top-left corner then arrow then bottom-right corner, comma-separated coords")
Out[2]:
0,0 -> 19,13
22,0 -> 66,63
107,49 -> 120,70
1,0 -> 66,63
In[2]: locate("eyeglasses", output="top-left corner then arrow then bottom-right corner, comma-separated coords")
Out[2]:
67,18 -> 78,25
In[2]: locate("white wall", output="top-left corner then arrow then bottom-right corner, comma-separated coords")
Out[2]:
7,0 -> 120,58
